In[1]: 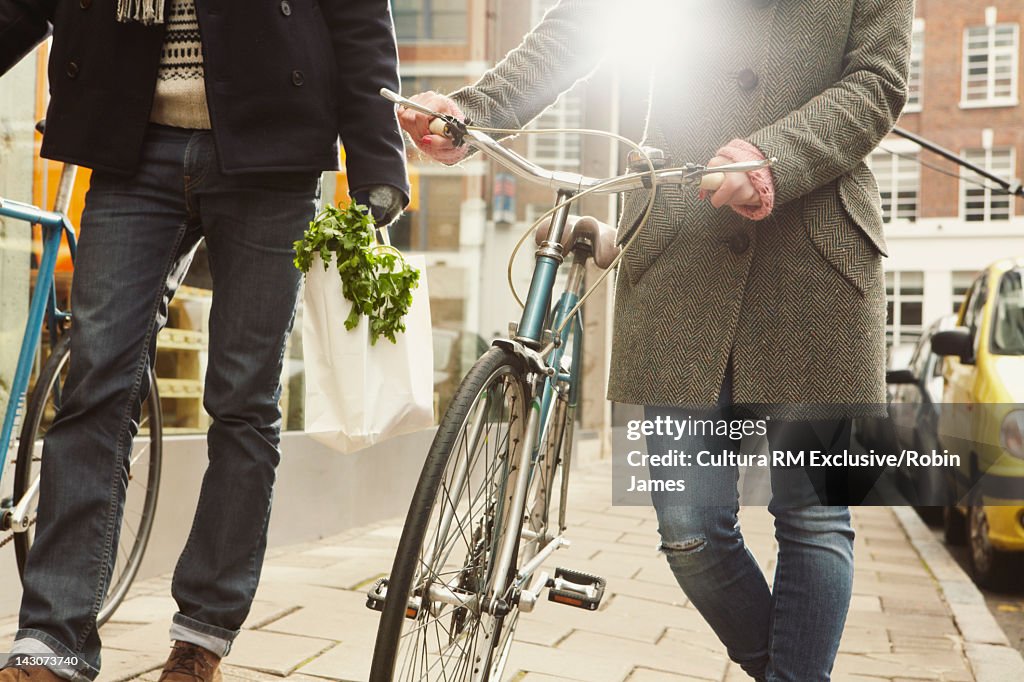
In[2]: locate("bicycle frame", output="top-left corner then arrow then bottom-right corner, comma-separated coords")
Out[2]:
410,193 -> 588,667
475,189 -> 589,629
0,169 -> 78,528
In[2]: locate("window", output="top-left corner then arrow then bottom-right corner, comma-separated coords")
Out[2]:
391,0 -> 467,42
961,147 -> 1015,221
392,175 -> 463,251
886,271 -> 924,347
962,23 -> 1019,106
527,90 -> 584,170
992,269 -> 1024,355
526,0 -> 584,169
952,271 -> 977,315
907,19 -> 925,112
869,148 -> 919,223
961,274 -> 989,359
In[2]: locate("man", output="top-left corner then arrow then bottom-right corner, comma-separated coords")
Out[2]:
400,1 -> 912,679
0,1 -> 408,681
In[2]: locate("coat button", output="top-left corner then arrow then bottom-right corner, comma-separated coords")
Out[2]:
66,61 -> 80,79
79,0 -> 92,8
729,232 -> 751,255
292,70 -> 305,86
737,68 -> 759,92
280,1 -> 292,16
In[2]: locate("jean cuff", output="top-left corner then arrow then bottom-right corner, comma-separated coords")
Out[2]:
9,631 -> 98,681
169,613 -> 239,658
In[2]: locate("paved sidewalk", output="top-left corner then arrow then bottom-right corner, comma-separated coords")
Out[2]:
2,459 -> 1018,681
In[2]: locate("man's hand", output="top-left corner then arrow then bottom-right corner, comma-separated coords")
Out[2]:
351,185 -> 405,226
396,91 -> 469,165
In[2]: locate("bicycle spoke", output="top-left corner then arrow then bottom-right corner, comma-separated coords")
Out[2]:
381,356 -> 529,682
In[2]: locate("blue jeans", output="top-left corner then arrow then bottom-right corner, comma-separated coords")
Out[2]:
11,125 -> 318,681
645,368 -> 855,682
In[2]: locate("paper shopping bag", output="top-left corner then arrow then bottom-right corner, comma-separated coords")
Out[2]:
301,253 -> 434,453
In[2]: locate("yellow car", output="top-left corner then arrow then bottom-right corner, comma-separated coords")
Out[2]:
932,257 -> 1024,590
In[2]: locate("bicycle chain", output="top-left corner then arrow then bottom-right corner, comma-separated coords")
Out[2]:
0,517 -> 36,549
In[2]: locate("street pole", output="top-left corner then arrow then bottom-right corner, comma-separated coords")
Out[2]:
891,126 -> 1024,197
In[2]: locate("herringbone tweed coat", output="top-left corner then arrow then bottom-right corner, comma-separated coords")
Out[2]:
452,0 -> 914,416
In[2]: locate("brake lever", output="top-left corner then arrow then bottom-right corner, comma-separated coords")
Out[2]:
380,88 -> 471,148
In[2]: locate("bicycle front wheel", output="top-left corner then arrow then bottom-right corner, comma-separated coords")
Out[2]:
370,347 -> 530,681
13,333 -> 163,626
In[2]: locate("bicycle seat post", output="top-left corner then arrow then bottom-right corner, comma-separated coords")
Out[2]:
53,163 -> 78,216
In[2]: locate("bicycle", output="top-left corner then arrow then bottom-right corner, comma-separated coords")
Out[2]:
0,123 -> 162,625
366,90 -> 772,681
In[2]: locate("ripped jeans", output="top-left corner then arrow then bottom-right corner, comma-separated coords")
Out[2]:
644,373 -> 855,681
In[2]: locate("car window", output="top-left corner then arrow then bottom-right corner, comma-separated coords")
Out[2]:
962,276 -> 987,331
992,269 -> 1024,355
960,275 -> 989,358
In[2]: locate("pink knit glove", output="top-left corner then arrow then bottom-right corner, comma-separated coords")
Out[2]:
704,139 -> 775,221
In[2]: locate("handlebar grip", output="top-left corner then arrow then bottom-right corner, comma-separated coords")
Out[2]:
428,118 -> 449,137
700,172 -> 725,191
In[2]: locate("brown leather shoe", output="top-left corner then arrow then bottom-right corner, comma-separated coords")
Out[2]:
0,662 -> 65,682
157,642 -> 223,682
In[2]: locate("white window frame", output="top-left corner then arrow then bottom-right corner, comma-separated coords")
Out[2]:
527,0 -> 584,170
886,271 -> 925,348
868,140 -> 920,224
906,18 -> 925,112
952,271 -> 978,316
527,90 -> 584,170
961,21 -> 1020,108
959,146 -> 1016,222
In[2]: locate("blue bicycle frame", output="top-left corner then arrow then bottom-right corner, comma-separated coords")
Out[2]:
0,196 -> 77,477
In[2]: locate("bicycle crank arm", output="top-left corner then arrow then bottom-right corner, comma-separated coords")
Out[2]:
515,534 -> 570,586
516,571 -> 550,614
9,475 -> 40,533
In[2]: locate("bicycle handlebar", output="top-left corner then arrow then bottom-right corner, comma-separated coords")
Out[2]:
381,88 -> 773,195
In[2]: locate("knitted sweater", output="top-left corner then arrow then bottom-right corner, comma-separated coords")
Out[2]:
150,0 -> 211,129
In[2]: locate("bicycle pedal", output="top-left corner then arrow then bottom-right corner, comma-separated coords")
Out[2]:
365,577 -> 388,613
546,567 -> 606,611
364,577 -> 421,619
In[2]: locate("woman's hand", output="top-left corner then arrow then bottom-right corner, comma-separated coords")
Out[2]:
705,156 -> 762,211
703,140 -> 776,221
396,91 -> 469,165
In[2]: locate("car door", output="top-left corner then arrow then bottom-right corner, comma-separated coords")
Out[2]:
942,275 -> 988,499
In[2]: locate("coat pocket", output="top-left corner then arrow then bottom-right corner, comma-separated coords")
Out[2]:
804,172 -> 886,295
618,185 -> 686,285
837,163 -> 889,256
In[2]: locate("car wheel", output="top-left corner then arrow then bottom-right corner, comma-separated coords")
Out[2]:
967,491 -> 1018,591
943,505 -> 966,546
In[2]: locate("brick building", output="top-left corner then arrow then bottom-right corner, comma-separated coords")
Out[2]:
879,0 -> 1024,348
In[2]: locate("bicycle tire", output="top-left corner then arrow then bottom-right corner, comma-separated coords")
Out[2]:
13,333 -> 163,626
370,347 -> 531,681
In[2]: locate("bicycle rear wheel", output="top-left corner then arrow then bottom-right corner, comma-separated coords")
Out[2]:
13,333 -> 163,626
370,347 -> 530,681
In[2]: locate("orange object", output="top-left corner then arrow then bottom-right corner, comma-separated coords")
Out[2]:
31,42 -> 89,273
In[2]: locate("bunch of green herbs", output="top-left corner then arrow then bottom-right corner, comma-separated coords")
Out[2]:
294,203 -> 420,344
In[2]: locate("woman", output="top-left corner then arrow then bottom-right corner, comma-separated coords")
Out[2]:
398,1 -> 913,679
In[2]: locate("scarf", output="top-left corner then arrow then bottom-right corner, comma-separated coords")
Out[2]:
116,0 -> 165,25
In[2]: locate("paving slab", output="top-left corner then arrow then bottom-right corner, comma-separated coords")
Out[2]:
5,458 -> 1016,681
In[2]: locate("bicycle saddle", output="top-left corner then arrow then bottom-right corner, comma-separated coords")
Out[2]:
535,215 -> 620,269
